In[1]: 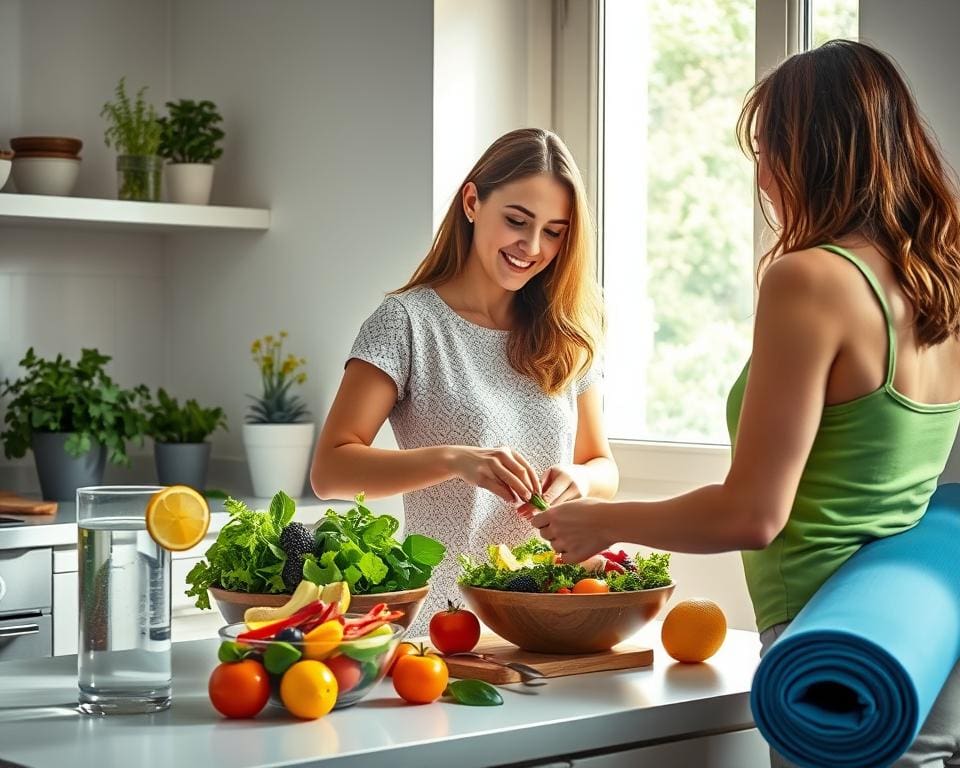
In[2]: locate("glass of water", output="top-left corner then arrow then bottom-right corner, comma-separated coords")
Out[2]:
77,486 -> 171,715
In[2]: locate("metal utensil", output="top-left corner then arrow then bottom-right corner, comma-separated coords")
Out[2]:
447,651 -> 548,686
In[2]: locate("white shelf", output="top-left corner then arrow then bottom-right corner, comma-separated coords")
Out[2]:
0,193 -> 270,232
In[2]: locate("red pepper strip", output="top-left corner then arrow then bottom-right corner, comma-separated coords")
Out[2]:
342,603 -> 388,626
600,549 -> 628,565
602,559 -> 626,574
237,600 -> 329,642
297,601 -> 340,635
342,611 -> 405,639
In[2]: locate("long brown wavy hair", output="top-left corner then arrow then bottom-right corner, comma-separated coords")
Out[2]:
737,39 -> 960,346
396,128 -> 603,395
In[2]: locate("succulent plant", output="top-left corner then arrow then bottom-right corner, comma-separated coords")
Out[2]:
246,332 -> 310,423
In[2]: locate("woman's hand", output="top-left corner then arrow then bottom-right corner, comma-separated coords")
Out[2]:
529,497 -> 616,564
449,446 -> 542,505
517,464 -> 590,519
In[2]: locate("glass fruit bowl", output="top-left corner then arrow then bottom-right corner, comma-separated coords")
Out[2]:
218,616 -> 407,713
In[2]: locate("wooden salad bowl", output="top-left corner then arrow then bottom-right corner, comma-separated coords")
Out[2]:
209,584 -> 430,629
459,583 -> 676,654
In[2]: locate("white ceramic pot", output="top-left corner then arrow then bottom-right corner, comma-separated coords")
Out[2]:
12,157 -> 80,196
242,422 -> 315,499
0,158 -> 11,190
165,163 -> 214,205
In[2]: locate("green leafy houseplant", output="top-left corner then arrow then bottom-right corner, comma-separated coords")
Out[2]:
158,99 -> 225,164
100,76 -> 163,200
145,388 -> 227,444
0,347 -> 149,465
247,331 -> 310,423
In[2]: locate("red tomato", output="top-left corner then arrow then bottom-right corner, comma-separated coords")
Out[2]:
324,654 -> 363,693
429,601 -> 481,654
388,641 -> 419,676
393,646 -> 448,704
208,659 -> 270,718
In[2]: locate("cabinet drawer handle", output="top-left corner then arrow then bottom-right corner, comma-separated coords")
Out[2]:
0,575 -> 5,603
0,624 -> 40,639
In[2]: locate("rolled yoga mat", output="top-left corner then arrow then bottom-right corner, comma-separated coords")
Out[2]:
751,483 -> 960,768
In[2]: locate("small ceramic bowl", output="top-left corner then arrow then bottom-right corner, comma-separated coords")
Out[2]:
10,136 -> 82,155
459,583 -> 676,654
0,154 -> 11,190
12,156 -> 80,196
219,618 -> 407,711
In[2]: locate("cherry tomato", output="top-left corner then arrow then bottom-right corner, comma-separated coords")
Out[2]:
556,587 -> 572,594
324,653 -> 363,693
388,641 -> 419,676
429,601 -> 481,654
573,578 -> 610,594
392,644 -> 448,704
208,659 -> 270,718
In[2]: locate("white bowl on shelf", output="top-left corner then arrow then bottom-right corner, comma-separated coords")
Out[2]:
12,156 -> 80,196
0,158 -> 11,190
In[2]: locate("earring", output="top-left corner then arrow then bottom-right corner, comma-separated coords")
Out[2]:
466,214 -> 474,223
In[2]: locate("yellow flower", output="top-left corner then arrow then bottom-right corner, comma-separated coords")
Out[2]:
251,339 -> 261,354
280,330 -> 288,339
296,373 -> 307,384
264,334 -> 274,345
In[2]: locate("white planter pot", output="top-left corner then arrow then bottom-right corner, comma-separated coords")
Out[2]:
242,422 -> 316,499
165,163 -> 214,205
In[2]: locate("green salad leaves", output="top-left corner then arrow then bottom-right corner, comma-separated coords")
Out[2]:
457,538 -> 672,593
304,495 -> 446,593
185,492 -> 295,609
185,492 -> 447,609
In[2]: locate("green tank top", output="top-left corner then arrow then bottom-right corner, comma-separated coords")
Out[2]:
726,244 -> 960,633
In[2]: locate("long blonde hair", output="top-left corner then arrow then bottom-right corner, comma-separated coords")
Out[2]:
396,128 -> 603,395
738,40 -> 960,346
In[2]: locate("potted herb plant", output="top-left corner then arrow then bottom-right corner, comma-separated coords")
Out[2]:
242,332 -> 314,498
0,348 -> 149,500
101,76 -> 163,201
145,388 -> 227,490
157,99 -> 225,205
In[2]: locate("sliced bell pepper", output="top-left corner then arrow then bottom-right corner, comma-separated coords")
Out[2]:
237,600 -> 329,642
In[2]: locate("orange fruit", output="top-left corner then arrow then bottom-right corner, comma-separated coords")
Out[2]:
572,578 -> 610,594
661,598 -> 727,663
280,660 -> 338,719
145,485 -> 210,551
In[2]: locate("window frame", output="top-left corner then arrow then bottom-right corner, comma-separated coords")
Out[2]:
591,0 -> 804,493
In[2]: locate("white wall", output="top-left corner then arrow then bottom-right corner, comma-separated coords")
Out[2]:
860,0 -> 960,483
433,0 -> 553,226
0,0 -> 434,527
0,0 -> 168,488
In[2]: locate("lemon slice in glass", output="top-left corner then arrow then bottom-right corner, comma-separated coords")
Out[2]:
146,485 -> 211,551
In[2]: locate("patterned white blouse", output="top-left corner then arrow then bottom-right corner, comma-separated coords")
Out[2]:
348,286 -> 598,635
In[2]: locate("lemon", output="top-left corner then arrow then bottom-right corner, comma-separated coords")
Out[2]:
145,485 -> 210,551
320,580 -> 351,615
280,660 -> 338,719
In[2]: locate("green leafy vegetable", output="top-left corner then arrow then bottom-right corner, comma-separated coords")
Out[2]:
306,494 -> 446,594
184,492 -> 296,609
446,679 -> 504,706
529,494 -> 550,512
458,538 -> 672,592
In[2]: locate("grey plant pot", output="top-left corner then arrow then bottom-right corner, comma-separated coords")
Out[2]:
31,432 -> 106,502
154,441 -> 211,490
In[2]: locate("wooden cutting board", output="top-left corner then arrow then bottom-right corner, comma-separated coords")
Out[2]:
444,635 -> 653,685
0,491 -> 57,515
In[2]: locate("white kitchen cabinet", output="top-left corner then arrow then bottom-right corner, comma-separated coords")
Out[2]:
51,571 -> 78,657
525,728 -> 769,767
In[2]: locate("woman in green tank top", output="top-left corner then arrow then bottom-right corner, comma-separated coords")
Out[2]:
530,40 -> 960,767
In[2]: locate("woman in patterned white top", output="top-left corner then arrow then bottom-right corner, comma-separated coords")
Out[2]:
311,128 -> 619,634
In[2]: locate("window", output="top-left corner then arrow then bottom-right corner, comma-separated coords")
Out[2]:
601,0 -> 859,448
602,0 -> 756,444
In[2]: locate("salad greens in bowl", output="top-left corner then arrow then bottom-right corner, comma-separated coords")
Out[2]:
186,492 -> 445,628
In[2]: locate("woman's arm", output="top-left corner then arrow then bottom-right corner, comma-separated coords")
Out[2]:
311,359 -> 540,503
532,251 -> 844,561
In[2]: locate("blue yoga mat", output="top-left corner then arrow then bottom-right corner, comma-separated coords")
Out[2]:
751,483 -> 960,768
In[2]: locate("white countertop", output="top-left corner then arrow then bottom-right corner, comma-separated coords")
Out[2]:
0,622 -> 762,768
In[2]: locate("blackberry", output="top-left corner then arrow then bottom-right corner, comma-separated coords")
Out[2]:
279,523 -> 314,558
505,575 -> 539,593
282,554 -> 304,591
